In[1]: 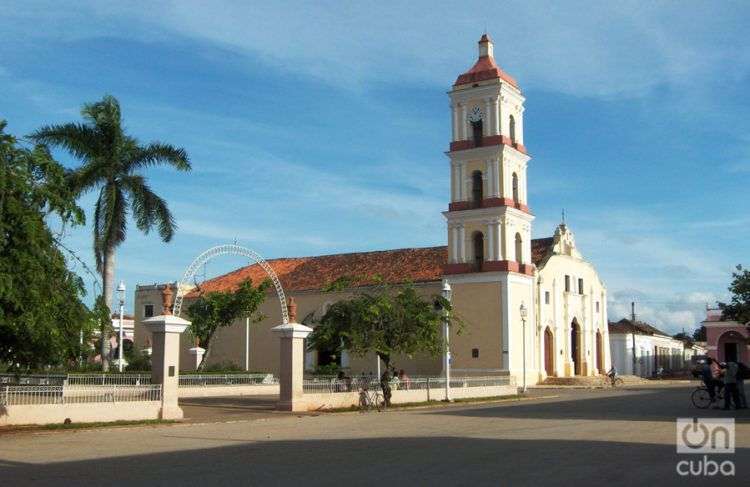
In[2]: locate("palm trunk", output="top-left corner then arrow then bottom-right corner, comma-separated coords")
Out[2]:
100,246 -> 116,372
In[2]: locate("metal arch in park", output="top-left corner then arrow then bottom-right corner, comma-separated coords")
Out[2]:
172,244 -> 289,324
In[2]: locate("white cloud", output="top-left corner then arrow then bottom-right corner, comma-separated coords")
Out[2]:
5,2 -> 749,99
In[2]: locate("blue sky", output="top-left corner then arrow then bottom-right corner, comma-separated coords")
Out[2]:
2,1 -> 749,334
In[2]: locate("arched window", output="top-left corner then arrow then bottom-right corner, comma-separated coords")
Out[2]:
515,232 -> 523,264
472,120 -> 483,147
473,231 -> 484,270
512,172 -> 519,205
471,170 -> 483,207
509,115 -> 516,143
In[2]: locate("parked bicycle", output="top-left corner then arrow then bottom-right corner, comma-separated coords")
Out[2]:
358,385 -> 383,413
692,385 -> 724,409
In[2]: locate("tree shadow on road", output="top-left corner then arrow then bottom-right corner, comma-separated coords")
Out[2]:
1,435 -> 747,486
431,387 -> 750,424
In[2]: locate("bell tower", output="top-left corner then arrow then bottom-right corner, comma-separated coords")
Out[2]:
442,34 -> 537,380
443,33 -> 534,275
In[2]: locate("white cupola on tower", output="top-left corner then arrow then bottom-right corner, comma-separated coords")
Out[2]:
478,33 -> 494,58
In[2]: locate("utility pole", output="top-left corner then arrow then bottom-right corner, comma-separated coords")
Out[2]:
631,301 -> 637,376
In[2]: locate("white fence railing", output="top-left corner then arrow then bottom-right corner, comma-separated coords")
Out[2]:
303,376 -> 512,394
178,374 -> 277,387
67,374 -> 152,386
0,385 -> 162,406
0,373 -> 67,386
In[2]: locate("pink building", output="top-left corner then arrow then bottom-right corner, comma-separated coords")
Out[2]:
703,308 -> 749,363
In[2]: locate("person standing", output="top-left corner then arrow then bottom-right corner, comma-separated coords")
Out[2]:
723,361 -> 741,410
380,368 -> 392,407
736,361 -> 749,409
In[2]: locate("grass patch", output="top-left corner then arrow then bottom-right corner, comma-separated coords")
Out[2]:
0,419 -> 177,434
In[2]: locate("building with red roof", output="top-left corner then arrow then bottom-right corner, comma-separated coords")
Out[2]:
134,35 -> 611,384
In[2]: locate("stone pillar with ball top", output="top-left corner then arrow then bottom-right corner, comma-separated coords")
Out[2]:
272,297 -> 312,412
143,285 -> 190,420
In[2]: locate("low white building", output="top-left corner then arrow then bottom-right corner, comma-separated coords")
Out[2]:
608,319 -> 694,377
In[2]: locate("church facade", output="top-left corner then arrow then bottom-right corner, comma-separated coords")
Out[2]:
134,34 -> 610,384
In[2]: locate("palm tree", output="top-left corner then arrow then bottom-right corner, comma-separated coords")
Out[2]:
31,95 -> 191,370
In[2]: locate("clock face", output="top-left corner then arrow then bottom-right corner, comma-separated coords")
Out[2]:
468,106 -> 484,122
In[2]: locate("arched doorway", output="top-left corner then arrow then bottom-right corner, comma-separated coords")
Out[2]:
571,319 -> 582,376
596,330 -> 604,373
717,330 -> 748,363
544,327 -> 555,376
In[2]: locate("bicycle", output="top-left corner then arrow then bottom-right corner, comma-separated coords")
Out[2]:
692,385 -> 724,409
358,387 -> 383,413
602,375 -> 624,387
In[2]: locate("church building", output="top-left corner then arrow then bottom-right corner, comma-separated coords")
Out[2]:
134,34 -> 611,385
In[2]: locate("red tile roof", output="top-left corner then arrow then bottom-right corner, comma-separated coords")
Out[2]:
191,239 -> 554,295
454,54 -> 519,88
608,318 -> 671,337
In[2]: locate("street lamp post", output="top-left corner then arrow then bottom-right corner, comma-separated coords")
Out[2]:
519,302 -> 528,394
117,281 -> 126,373
442,281 -> 453,402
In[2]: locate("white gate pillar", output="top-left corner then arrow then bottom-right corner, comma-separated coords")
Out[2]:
272,297 -> 312,411
144,286 -> 190,420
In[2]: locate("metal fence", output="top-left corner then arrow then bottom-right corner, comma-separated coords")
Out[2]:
0,373 -> 68,386
178,374 -> 277,387
0,385 -> 162,406
303,376 -> 512,394
67,374 -> 152,386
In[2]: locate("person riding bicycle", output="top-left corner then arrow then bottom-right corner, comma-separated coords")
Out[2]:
702,357 -> 723,406
607,366 -> 617,386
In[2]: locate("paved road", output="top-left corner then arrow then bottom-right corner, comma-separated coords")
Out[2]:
1,385 -> 748,486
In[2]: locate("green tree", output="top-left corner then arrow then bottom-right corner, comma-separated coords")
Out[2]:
30,95 -> 191,370
308,282 -> 460,371
187,279 -> 270,370
0,121 -> 94,369
692,326 -> 706,342
719,265 -> 750,324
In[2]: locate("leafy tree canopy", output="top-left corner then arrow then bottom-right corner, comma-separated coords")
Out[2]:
187,279 -> 270,370
0,121 -> 95,369
719,265 -> 750,324
308,282 -> 460,370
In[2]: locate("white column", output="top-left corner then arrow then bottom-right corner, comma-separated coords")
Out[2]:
485,159 -> 494,198
459,104 -> 467,140
491,159 -> 500,197
499,218 -> 507,260
451,165 -> 458,201
492,97 -> 500,135
458,224 -> 466,263
486,221 -> 495,261
458,163 -> 466,201
484,98 -> 492,136
450,225 -> 458,263
517,107 -> 525,144
451,103 -> 458,142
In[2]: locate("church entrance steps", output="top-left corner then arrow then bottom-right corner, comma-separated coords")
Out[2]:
540,375 -> 649,387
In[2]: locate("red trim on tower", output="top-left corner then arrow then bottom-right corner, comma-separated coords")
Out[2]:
454,55 -> 519,89
443,260 -> 535,276
443,263 -> 475,275
447,198 -> 532,215
449,135 -> 527,154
